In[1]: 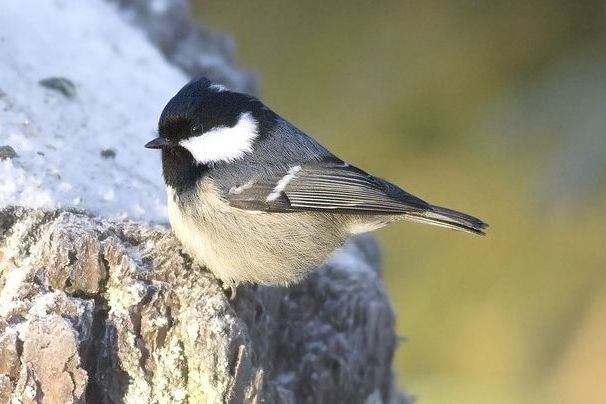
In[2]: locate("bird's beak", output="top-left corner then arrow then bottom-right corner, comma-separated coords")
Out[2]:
145,137 -> 174,149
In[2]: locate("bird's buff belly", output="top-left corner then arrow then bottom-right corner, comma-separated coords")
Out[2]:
166,185 -> 351,285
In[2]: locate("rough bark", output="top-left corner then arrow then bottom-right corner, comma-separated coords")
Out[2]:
0,207 -> 404,403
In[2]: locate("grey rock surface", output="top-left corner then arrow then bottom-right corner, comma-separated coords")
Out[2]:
0,207 -> 405,403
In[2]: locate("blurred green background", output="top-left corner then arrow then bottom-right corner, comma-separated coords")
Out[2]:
194,1 -> 606,403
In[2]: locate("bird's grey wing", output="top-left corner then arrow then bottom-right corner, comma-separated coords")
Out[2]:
220,159 -> 431,215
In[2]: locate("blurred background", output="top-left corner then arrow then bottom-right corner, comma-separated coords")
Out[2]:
194,1 -> 606,403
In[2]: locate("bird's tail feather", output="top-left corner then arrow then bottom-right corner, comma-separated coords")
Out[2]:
403,205 -> 488,236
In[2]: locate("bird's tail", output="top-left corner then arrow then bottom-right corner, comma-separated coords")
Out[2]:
403,205 -> 488,236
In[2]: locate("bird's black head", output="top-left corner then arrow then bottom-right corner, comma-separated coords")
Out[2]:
145,77 -> 276,192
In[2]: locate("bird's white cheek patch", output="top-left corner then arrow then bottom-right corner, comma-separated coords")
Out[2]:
179,112 -> 258,165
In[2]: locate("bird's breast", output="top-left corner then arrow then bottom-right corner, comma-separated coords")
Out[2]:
165,180 -> 359,285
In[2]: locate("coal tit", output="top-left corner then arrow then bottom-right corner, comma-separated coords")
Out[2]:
145,78 -> 487,286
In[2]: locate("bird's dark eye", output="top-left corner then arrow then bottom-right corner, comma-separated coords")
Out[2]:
191,124 -> 203,136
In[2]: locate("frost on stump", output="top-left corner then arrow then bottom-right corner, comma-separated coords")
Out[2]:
0,0 -> 405,403
0,207 -> 403,403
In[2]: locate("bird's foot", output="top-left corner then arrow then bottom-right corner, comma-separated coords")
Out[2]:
228,284 -> 238,301
218,280 -> 238,301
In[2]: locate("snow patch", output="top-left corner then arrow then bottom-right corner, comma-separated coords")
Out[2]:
0,0 -> 192,221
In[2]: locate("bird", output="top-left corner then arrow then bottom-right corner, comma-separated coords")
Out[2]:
145,77 -> 487,288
